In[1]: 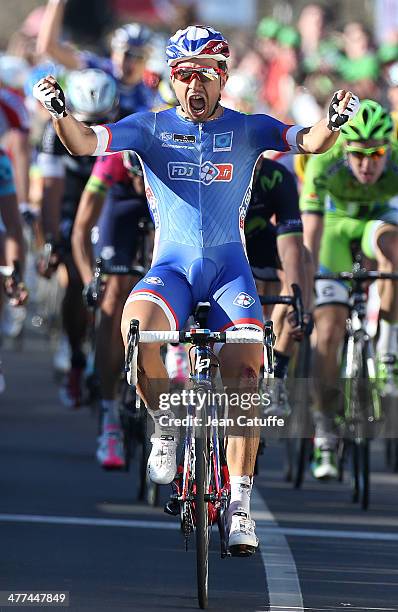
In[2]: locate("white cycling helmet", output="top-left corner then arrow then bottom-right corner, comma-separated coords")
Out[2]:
166,25 -> 230,67
111,23 -> 152,52
0,55 -> 29,90
66,69 -> 118,122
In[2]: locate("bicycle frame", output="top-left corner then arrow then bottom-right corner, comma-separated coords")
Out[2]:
125,315 -> 273,608
339,268 -> 383,430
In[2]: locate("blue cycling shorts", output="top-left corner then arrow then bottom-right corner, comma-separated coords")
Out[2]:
92,195 -> 150,267
126,242 -> 263,332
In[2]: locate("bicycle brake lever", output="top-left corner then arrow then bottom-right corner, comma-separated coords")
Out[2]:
263,321 -> 275,375
126,319 -> 140,386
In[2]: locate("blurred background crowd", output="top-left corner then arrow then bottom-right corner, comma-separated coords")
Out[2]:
1,0 -> 398,127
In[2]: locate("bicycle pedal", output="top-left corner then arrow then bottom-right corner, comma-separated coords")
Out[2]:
164,499 -> 180,516
228,544 -> 257,557
221,550 -> 231,559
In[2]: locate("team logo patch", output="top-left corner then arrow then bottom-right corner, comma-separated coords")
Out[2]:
91,225 -> 99,245
213,131 -> 233,152
144,276 -> 164,286
101,246 -> 115,260
173,133 -> 196,143
168,161 -> 233,185
160,132 -> 173,141
233,292 -> 255,308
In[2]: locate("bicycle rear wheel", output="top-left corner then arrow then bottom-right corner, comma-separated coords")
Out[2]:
195,434 -> 210,609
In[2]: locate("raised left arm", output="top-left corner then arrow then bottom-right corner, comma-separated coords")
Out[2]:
296,90 -> 360,154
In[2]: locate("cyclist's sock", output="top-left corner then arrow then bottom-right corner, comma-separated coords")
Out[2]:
273,350 -> 290,379
229,475 -> 252,517
313,411 -> 337,448
147,407 -> 178,438
102,399 -> 120,428
377,319 -> 398,358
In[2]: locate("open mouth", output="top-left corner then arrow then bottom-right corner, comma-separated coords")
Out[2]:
359,173 -> 374,183
187,94 -> 207,117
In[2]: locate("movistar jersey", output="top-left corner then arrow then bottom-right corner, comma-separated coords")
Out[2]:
300,141 -> 398,218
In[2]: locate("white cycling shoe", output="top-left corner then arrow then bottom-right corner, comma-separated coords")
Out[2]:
228,510 -> 259,556
147,434 -> 178,485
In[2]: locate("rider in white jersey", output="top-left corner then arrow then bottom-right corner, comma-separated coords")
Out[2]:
33,25 -> 359,554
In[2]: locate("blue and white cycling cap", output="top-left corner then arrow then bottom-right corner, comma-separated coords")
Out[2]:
166,25 -> 230,67
111,23 -> 152,51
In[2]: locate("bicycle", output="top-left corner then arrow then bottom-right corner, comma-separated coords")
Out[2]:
125,305 -> 273,609
316,265 -> 398,510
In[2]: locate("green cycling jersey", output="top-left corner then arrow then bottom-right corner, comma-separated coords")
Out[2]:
300,140 -> 398,218
300,140 -> 398,287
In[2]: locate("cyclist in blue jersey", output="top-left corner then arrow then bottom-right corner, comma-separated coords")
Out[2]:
33,25 -> 359,555
36,0 -> 154,116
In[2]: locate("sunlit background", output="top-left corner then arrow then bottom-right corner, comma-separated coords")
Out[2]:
2,0 -> 398,128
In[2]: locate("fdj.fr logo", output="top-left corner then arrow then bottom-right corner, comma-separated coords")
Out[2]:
233,292 -> 255,308
168,161 -> 233,185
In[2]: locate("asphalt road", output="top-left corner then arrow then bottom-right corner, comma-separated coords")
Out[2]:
1,326 -> 398,612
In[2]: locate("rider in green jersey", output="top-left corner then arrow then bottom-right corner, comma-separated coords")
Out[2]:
300,100 -> 398,479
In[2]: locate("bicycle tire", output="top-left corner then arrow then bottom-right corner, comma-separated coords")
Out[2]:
394,441 -> 398,472
139,429 -> 160,506
294,438 -> 310,488
286,335 -> 312,488
351,439 -> 369,510
284,438 -> 309,487
344,337 -> 371,510
119,385 -> 136,473
195,434 -> 209,610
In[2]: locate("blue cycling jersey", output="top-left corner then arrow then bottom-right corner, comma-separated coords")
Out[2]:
94,107 -> 300,250
93,106 -> 302,331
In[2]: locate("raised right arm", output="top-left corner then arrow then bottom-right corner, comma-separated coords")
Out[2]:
36,0 -> 82,70
33,76 -> 153,156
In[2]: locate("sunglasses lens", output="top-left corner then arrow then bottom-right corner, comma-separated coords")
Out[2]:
173,67 -> 220,82
348,146 -> 388,160
174,70 -> 191,82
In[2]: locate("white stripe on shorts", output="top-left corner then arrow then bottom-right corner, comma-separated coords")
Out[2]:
126,291 -> 177,331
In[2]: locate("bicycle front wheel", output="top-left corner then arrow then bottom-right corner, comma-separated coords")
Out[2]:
195,434 -> 209,609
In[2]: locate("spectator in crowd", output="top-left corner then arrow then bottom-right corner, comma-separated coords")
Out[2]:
263,25 -> 301,120
297,3 -> 339,75
336,22 -> 380,99
385,61 -> 398,135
